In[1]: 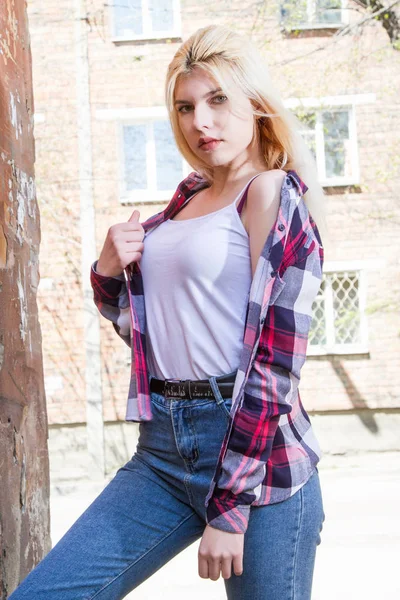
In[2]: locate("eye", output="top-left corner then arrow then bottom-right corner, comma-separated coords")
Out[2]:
177,105 -> 192,114
212,95 -> 228,104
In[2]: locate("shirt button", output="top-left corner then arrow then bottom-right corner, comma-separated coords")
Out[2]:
177,193 -> 182,198
278,224 -> 285,231
271,270 -> 277,277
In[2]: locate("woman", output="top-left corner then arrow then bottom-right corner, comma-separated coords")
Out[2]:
10,24 -> 327,600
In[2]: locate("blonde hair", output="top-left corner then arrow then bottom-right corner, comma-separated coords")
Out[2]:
165,24 -> 329,242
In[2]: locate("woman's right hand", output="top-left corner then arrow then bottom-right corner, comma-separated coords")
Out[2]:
95,209 -> 145,277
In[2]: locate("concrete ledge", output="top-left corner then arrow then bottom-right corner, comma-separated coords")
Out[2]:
48,410 -> 400,485
309,409 -> 400,454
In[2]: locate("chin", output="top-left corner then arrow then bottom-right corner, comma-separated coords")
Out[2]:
200,152 -> 234,168
203,157 -> 226,167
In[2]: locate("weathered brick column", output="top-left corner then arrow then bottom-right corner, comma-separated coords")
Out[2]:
0,0 -> 51,596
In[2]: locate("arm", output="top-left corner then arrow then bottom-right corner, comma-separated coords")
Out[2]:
243,169 -> 286,277
206,246 -> 323,533
205,173 -> 324,533
90,208 -> 145,348
90,260 -> 131,348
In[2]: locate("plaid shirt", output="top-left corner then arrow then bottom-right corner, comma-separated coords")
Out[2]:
90,169 -> 324,534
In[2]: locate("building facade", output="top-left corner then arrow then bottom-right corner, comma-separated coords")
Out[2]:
27,0 -> 400,479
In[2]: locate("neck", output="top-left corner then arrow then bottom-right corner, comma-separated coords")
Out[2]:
206,142 -> 268,197
207,163 -> 267,199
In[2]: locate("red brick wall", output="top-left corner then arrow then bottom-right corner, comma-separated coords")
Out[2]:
29,2 -> 86,423
28,0 -> 400,424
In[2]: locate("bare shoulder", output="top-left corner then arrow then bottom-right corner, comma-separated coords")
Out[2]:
242,169 -> 286,233
243,169 -> 287,274
248,169 -> 287,206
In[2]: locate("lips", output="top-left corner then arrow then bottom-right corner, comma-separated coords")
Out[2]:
199,136 -> 220,147
198,137 -> 222,151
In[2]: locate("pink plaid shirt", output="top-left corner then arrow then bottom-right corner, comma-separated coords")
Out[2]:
90,169 -> 324,534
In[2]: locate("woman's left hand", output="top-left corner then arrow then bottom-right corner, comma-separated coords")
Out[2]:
198,524 -> 244,580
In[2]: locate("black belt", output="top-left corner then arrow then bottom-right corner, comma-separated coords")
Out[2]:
150,372 -> 237,400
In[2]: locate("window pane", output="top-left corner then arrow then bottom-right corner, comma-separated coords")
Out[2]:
296,110 -> 317,162
297,110 -> 317,130
154,121 -> 183,190
149,0 -> 174,32
323,110 -> 351,178
280,0 -> 308,27
280,0 -> 342,26
310,279 -> 326,346
123,125 -> 147,191
114,0 -> 142,37
315,0 -> 342,24
332,273 -> 360,344
310,272 -> 363,350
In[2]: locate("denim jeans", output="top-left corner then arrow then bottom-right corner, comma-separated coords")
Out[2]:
10,374 -> 325,599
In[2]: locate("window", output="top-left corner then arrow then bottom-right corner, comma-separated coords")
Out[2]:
295,107 -> 359,186
111,0 -> 181,41
119,116 -> 187,202
308,268 -> 368,355
280,0 -> 348,30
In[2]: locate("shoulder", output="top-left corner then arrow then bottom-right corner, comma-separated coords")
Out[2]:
247,169 -> 287,209
249,169 -> 287,198
243,170 -> 288,267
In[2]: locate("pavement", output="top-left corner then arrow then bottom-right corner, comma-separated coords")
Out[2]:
50,451 -> 400,599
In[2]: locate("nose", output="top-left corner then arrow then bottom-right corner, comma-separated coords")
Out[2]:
192,103 -> 213,131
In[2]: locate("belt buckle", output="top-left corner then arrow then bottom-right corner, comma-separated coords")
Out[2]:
164,379 -> 186,399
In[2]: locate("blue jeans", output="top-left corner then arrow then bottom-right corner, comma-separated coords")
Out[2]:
10,375 -> 325,599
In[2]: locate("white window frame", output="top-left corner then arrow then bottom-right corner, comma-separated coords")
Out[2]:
306,106 -> 358,186
280,0 -> 349,31
285,94 -> 378,186
308,261 -> 369,356
107,106 -> 190,204
109,0 -> 182,43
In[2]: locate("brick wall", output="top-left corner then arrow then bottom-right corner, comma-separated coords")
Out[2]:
27,0 -> 400,425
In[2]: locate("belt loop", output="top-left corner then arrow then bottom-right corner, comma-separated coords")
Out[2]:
208,375 -> 224,406
184,379 -> 192,400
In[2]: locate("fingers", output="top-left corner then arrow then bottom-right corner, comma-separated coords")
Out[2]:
198,554 -> 240,581
112,231 -> 144,245
98,210 -> 144,275
232,553 -> 243,577
199,556 -> 241,581
198,554 -> 221,581
108,228 -> 144,247
108,210 -> 143,237
208,558 -> 222,581
221,556 -> 233,580
124,242 -> 144,252
198,554 -> 209,580
125,251 -> 143,264
128,209 -> 140,223
198,525 -> 244,581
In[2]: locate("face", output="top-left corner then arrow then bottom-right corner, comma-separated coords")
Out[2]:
174,67 -> 259,169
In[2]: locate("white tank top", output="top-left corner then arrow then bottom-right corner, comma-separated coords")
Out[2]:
140,179 -> 255,380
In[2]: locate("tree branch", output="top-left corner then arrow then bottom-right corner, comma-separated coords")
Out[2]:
275,0 -> 400,66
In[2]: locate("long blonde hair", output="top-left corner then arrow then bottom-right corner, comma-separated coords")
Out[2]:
165,24 -> 329,242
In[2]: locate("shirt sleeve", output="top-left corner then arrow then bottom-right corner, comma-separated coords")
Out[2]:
205,240 -> 324,534
90,260 -> 131,347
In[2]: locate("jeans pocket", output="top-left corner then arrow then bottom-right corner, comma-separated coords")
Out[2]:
217,397 -> 233,419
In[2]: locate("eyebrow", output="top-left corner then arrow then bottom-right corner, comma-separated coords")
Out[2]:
174,88 -> 223,106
